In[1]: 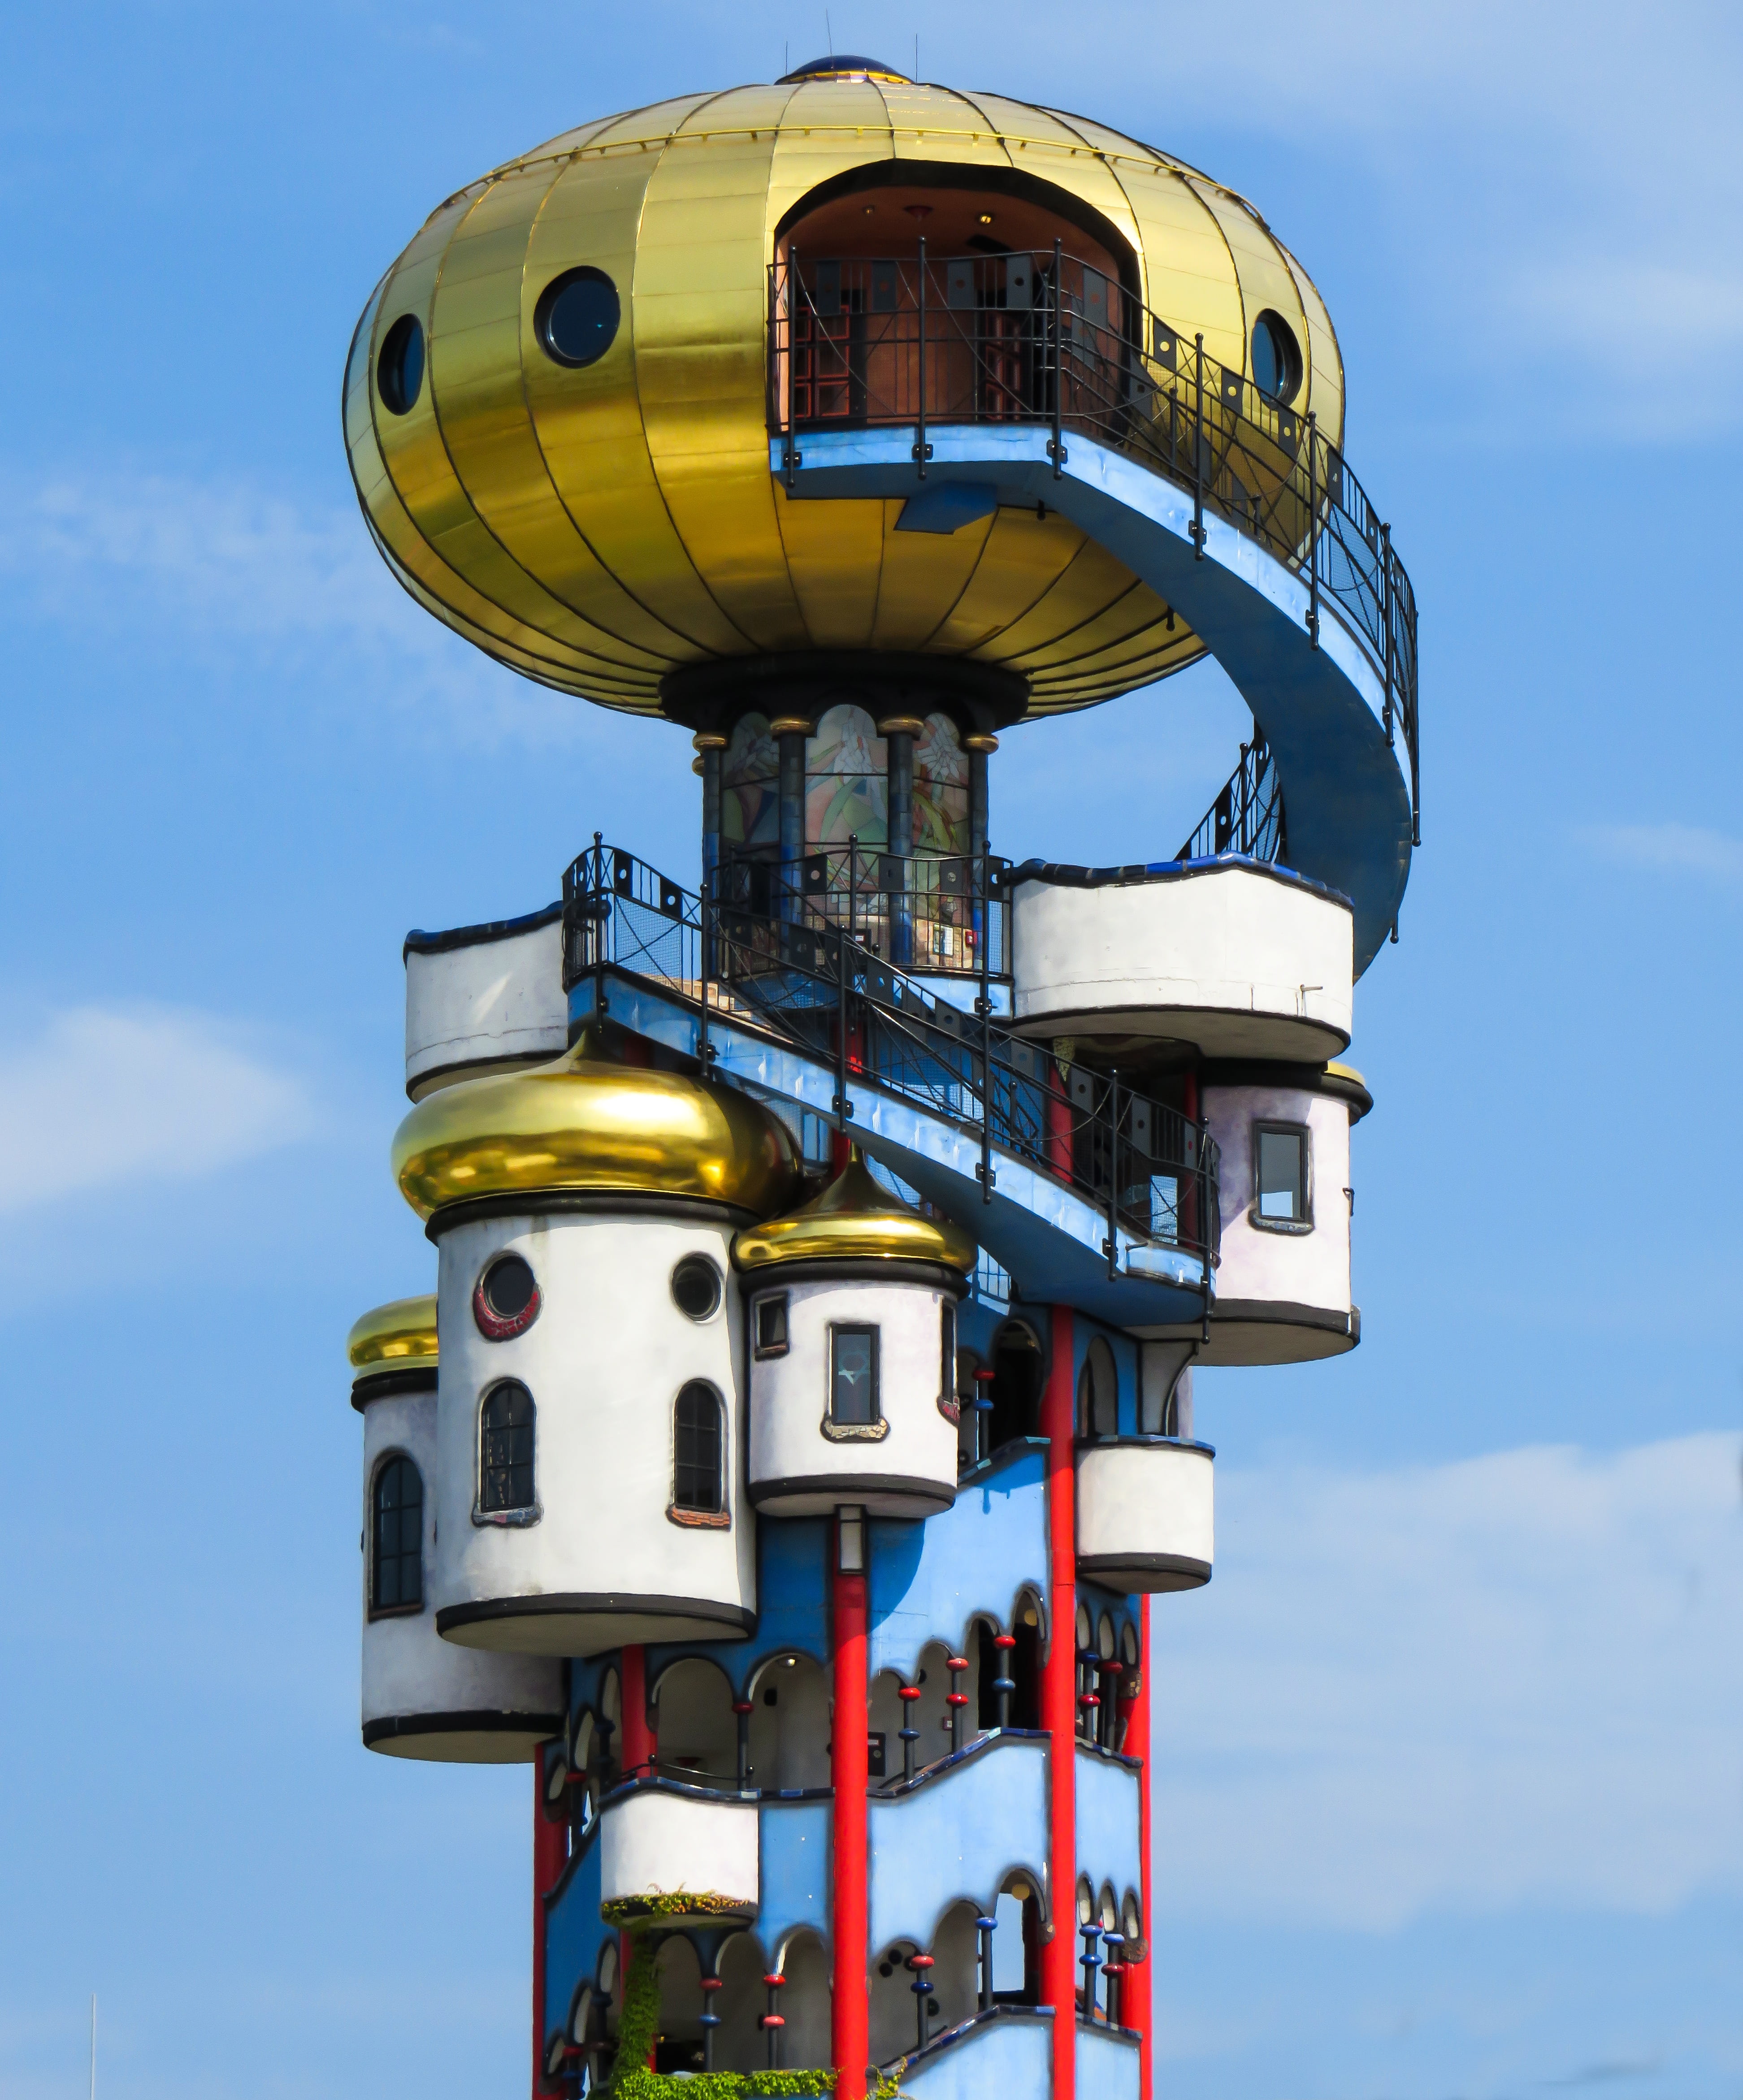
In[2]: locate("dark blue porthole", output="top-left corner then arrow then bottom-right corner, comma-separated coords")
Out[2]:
1250,310 -> 1303,406
536,268 -> 621,368
377,313 -> 425,416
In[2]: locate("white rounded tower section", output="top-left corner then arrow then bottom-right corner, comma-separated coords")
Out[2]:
390,1021 -> 804,1658
734,1152 -> 976,1519
430,1208 -> 757,1654
350,1297 -> 562,1759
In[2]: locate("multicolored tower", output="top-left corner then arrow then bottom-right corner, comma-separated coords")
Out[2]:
343,54 -> 1416,2100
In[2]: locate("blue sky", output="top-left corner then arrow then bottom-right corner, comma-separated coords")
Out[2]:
1,4 -> 1739,2096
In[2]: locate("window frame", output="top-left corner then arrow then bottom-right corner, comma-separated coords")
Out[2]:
825,1321 -> 883,1437
1250,1119 -> 1313,1235
752,1291 -> 791,1360
475,1378 -> 540,1525
669,1379 -> 729,1528
369,1450 -> 425,1619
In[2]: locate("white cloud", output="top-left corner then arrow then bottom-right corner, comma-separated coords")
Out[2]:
1581,823 -> 1743,884
1151,1433 -> 1743,1929
0,1005 -> 312,1213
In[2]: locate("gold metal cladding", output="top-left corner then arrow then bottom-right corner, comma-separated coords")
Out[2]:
347,1295 -> 439,1373
392,1024 -> 803,1222
963,734 -> 999,753
876,716 -> 926,737
732,1148 -> 976,1275
692,732 -> 729,751
767,715 -> 815,736
345,79 -> 1342,719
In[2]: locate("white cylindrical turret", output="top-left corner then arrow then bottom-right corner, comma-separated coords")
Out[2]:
390,1021 -> 804,1657
734,1152 -> 976,1519
351,1297 -> 563,1758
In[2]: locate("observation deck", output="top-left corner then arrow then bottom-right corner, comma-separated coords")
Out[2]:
769,249 -> 1418,972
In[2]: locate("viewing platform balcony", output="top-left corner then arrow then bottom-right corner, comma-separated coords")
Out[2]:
1076,1436 -> 1215,1594
596,1777 -> 759,1918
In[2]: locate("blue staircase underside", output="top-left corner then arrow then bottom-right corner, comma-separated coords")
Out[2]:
572,970 -> 1210,1331
774,426 -> 1412,975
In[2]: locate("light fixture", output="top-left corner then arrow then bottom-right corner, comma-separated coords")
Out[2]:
977,212 -> 994,225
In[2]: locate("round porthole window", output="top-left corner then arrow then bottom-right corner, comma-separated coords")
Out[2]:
474,1253 -> 540,1339
1250,310 -> 1303,405
536,267 -> 621,368
377,313 -> 425,415
670,1254 -> 723,1322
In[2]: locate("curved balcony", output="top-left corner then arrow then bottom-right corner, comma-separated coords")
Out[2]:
1007,856 -> 1353,1061
403,903 -> 565,1100
768,253 -> 1417,974
596,1778 -> 759,1918
1076,1437 -> 1214,1593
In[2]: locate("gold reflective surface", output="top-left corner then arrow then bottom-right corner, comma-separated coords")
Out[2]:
733,1147 -> 975,1274
393,1024 -> 803,1221
346,78 -> 1344,720
347,1295 -> 439,1372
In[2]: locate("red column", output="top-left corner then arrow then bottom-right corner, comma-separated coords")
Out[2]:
532,1761 -> 568,2097
1045,1062 -> 1073,1179
1125,1597 -> 1153,2095
1041,1309 -> 1077,2100
831,1517 -> 870,2098
619,1644 -> 652,1773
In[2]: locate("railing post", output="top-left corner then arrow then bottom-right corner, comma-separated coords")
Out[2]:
1106,1068 -> 1120,1278
913,237 -> 929,479
1192,334 -> 1205,557
698,884 -> 711,1070
835,922 -> 850,1135
1306,408 -> 1320,648
1049,237 -> 1066,480
591,830 -> 608,1018
1381,520 -> 1394,748
977,853 -> 994,1205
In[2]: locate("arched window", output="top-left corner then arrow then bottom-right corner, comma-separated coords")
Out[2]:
371,1454 -> 423,1612
673,1381 -> 724,1516
480,1381 -> 536,1512
1075,1337 -> 1117,1440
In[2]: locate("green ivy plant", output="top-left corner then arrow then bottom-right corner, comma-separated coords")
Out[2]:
604,1921 -> 907,2100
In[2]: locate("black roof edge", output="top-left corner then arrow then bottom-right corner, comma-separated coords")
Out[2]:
404,900 -> 564,963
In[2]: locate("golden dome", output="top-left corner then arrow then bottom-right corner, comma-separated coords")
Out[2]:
733,1148 -> 975,1275
347,1294 -> 438,1373
344,76 -> 1342,721
392,1023 -> 802,1221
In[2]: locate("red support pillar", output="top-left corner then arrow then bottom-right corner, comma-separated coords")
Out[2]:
831,1514 -> 870,2099
1124,1597 -> 1153,2095
616,1645 -> 655,2065
1041,1309 -> 1077,2100
1046,1061 -> 1073,1179
532,1760 -> 568,2098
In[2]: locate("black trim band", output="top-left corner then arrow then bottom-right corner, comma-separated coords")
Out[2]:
406,1047 -> 563,1101
363,1709 -> 563,1749
351,1366 -> 438,1411
749,1472 -> 956,1514
1210,1298 -> 1357,1336
1201,1058 -> 1372,1120
1006,854 -> 1351,912
1077,1551 -> 1211,1589
736,1256 -> 970,1296
404,900 -> 563,961
436,1594 -> 757,1640
427,1191 -> 757,1241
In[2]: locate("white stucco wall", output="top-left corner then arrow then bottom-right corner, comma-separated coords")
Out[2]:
1206,1084 -> 1351,1322
432,1210 -> 756,1654
1010,866 -> 1353,1059
1075,1439 -> 1214,1593
404,915 -> 567,1097
746,1273 -> 960,1517
598,1784 -> 760,1910
359,1386 -> 562,1758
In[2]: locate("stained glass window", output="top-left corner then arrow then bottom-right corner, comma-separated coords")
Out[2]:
806,703 -> 887,847
721,713 -> 780,854
912,712 -> 969,856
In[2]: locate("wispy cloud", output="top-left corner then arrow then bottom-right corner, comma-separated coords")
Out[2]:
1580,822 -> 1743,885
0,1004 -> 312,1213
1152,1433 -> 1743,1930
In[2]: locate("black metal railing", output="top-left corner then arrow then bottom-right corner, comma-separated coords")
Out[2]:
1175,735 -> 1285,864
560,839 -> 1219,1267
714,843 -> 1011,979
769,248 -> 1420,845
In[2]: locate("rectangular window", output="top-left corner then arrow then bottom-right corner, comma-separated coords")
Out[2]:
941,1302 -> 957,1410
1255,1125 -> 1310,1228
754,1293 -> 790,1359
830,1325 -> 880,1426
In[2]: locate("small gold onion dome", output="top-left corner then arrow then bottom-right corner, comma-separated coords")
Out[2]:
391,1022 -> 802,1222
733,1148 -> 975,1278
347,1294 -> 439,1373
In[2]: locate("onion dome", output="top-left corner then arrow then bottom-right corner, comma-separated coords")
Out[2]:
348,1294 -> 438,1409
391,1022 -> 802,1223
344,74 -> 1343,720
733,1147 -> 975,1279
